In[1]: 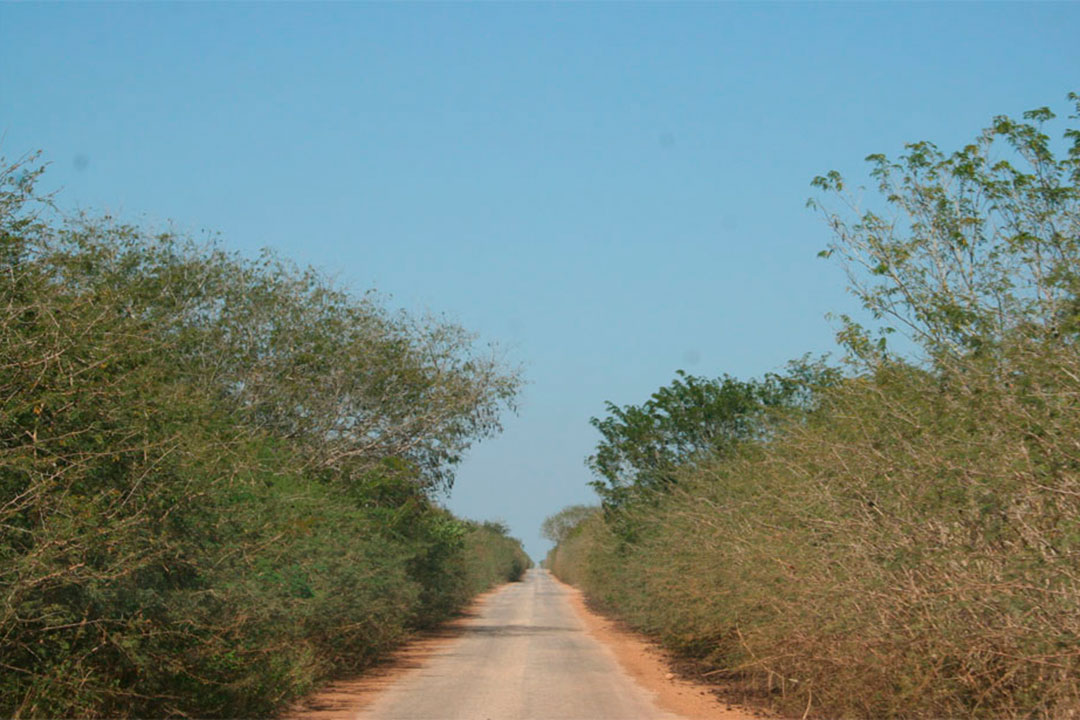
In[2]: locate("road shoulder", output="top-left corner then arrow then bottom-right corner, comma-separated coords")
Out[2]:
281,584 -> 508,720
554,575 -> 770,720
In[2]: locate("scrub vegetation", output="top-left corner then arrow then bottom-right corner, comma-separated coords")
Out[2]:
547,96 -> 1080,718
0,156 -> 528,719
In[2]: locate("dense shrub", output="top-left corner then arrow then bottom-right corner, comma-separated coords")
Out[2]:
548,97 -> 1080,719
463,521 -> 533,594
0,155 -> 526,718
554,358 -> 1080,718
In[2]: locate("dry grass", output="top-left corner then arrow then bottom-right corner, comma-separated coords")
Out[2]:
553,351 -> 1080,719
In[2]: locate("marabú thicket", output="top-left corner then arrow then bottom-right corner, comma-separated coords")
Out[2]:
0,157 -> 529,718
547,97 -> 1080,719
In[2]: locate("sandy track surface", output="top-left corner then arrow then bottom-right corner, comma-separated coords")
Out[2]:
287,568 -> 759,720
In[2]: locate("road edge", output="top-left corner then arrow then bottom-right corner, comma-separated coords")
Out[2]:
550,571 -> 768,720
280,582 -> 514,720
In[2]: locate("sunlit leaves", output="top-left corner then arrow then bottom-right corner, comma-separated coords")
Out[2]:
811,93 -> 1080,368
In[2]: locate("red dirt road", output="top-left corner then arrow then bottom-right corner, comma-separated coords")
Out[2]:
287,569 -> 760,720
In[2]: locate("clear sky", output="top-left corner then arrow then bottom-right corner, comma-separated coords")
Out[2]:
2,2 -> 1077,559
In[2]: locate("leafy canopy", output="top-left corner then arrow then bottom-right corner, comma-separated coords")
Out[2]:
587,361 -> 836,509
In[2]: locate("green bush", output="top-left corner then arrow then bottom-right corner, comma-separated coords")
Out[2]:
463,521 -> 532,594
0,155 -> 522,718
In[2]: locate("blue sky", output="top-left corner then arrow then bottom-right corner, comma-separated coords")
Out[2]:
2,2 -> 1077,559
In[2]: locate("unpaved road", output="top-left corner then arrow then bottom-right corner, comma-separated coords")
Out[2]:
293,569 -> 758,720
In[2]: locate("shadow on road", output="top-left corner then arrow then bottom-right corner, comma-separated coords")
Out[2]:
462,622 -> 576,636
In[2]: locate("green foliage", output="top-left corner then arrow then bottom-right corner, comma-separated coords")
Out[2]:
810,94 -> 1080,367
587,363 -> 836,511
0,156 -> 522,718
462,521 -> 532,592
555,95 -> 1080,719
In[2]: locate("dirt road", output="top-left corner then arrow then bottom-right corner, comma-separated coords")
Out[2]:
295,569 -> 757,720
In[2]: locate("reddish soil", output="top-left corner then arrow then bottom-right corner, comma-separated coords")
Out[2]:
555,575 -> 772,720
285,576 -> 779,720
281,586 -> 503,720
